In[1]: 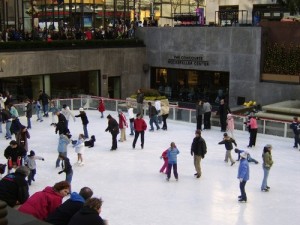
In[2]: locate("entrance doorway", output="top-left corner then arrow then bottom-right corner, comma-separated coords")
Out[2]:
108,76 -> 121,99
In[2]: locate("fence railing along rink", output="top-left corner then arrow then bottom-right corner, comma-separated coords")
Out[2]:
12,95 -> 294,139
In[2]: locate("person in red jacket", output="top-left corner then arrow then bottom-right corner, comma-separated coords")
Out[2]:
98,98 -> 105,118
118,109 -> 128,142
159,149 -> 168,173
18,181 -> 70,220
132,113 -> 147,149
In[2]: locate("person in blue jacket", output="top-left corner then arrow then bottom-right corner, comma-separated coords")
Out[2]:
166,142 -> 180,181
46,187 -> 93,225
237,152 -> 250,203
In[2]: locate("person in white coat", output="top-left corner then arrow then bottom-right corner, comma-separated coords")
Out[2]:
73,134 -> 85,166
61,104 -> 75,128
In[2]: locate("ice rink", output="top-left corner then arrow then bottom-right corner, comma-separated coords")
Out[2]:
1,110 -> 299,225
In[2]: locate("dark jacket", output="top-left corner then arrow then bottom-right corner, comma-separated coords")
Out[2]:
10,118 -> 22,135
56,113 -> 68,134
0,172 -> 29,207
1,109 -> 11,121
68,206 -> 105,225
290,121 -> 300,135
105,118 -> 119,135
46,192 -> 85,225
148,105 -> 157,118
25,102 -> 33,118
38,92 -> 50,105
191,136 -> 207,158
136,93 -> 144,104
218,137 -> 237,150
4,145 -> 27,163
75,112 -> 89,125
59,157 -> 73,174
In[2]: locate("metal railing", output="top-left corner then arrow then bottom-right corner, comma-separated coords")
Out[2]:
13,95 -> 294,138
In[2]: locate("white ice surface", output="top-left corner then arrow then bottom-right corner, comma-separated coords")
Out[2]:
1,110 -> 299,225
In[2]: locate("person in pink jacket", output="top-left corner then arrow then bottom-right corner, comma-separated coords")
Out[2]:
18,181 -> 70,220
159,149 -> 168,174
246,115 -> 258,148
226,113 -> 235,138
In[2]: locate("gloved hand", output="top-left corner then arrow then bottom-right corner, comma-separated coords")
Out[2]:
58,171 -> 63,174
105,129 -> 108,132
42,158 -> 45,161
191,152 -> 193,156
239,178 -> 243,182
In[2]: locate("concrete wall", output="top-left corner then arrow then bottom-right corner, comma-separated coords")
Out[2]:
0,48 -> 147,99
136,26 -> 300,107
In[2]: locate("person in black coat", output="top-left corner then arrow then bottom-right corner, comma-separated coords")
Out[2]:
218,99 -> 231,132
55,111 -> 68,135
68,197 -> 106,225
75,108 -> 89,139
38,90 -> 50,117
105,114 -> 119,150
4,140 -> 27,173
191,130 -> 207,178
58,155 -> 73,184
0,166 -> 30,207
46,187 -> 93,225
25,99 -> 33,129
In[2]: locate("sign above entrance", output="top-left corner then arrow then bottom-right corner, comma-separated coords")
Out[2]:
167,55 -> 209,66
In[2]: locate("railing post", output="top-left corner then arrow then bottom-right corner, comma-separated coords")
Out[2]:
284,122 -> 287,138
263,120 -> 266,134
71,99 -> 73,110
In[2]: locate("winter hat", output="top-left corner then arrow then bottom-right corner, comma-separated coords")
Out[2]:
227,113 -> 232,118
29,150 -> 35,157
62,104 -> 67,108
240,152 -> 248,158
265,144 -> 272,149
79,107 -> 84,112
223,133 -> 228,137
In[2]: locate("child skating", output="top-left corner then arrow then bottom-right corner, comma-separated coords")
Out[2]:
166,142 -> 180,181
24,150 -> 44,185
73,134 -> 85,166
218,133 -> 237,166
159,149 -> 168,174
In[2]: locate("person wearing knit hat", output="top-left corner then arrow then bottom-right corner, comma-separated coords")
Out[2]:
261,144 -> 273,192
24,150 -> 44,185
237,149 -> 250,203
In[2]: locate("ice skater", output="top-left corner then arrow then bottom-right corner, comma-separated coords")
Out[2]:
166,142 -> 180,181
73,134 -> 85,166
24,150 -> 44,185
237,151 -> 249,203
218,133 -> 237,166
159,149 -> 168,174
234,148 -> 258,164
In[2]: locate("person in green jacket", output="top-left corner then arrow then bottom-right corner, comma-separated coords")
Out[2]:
261,144 -> 274,192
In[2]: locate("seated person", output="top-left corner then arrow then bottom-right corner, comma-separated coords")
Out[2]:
84,135 -> 96,148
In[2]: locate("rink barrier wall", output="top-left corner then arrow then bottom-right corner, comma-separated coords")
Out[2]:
13,96 -> 293,139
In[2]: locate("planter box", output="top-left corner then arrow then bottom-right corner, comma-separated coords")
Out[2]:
261,73 -> 300,84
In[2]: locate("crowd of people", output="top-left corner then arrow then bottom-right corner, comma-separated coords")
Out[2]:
0,87 -> 296,224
